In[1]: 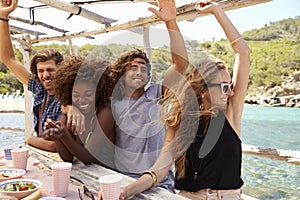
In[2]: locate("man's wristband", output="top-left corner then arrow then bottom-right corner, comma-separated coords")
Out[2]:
0,17 -> 9,22
140,170 -> 157,187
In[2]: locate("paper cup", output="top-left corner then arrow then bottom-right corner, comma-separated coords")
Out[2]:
11,148 -> 29,170
4,148 -> 12,160
99,175 -> 122,200
51,162 -> 72,197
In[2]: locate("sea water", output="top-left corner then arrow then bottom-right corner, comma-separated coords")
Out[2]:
0,106 -> 299,199
240,106 -> 300,200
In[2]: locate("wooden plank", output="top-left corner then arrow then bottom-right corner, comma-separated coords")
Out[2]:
176,0 -> 274,22
30,0 -> 273,43
34,0 -> 117,25
17,45 -> 34,140
241,194 -> 259,200
9,15 -> 68,33
0,127 -> 24,132
71,0 -> 158,4
10,25 -> 46,36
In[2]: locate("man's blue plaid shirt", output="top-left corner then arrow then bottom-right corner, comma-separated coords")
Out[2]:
28,76 -> 62,136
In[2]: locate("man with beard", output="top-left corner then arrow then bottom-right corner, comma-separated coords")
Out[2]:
0,0 -> 63,152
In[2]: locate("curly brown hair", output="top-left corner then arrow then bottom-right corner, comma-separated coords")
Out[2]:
53,56 -> 113,112
110,49 -> 151,100
30,48 -> 64,81
160,54 -> 228,178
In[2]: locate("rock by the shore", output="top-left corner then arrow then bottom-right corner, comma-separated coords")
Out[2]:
245,71 -> 300,107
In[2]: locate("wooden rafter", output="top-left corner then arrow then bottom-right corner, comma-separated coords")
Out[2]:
70,0 -> 158,4
9,16 -> 68,33
10,25 -> 47,36
28,0 -> 272,44
34,0 -> 118,26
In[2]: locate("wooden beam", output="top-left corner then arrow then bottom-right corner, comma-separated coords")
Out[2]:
175,0 -> 274,22
10,25 -> 47,36
0,127 -> 25,132
31,0 -> 273,43
70,0 -> 158,4
128,27 -> 143,35
34,0 -> 117,25
17,43 -> 35,140
9,15 -> 68,33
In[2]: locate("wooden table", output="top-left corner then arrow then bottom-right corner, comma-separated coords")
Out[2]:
1,146 -> 257,200
18,145 -> 188,200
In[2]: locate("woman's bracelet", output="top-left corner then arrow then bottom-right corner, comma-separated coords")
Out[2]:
0,17 -> 9,22
229,36 -> 243,46
140,170 -> 157,187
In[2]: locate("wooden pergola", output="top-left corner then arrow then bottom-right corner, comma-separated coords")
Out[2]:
10,0 -> 273,44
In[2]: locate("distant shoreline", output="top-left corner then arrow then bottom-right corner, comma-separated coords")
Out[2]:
0,95 -> 25,113
0,95 -> 299,114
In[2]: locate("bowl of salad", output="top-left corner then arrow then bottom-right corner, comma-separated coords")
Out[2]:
0,178 -> 42,199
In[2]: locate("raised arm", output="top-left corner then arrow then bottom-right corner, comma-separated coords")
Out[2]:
195,0 -> 250,134
0,0 -> 31,86
148,0 -> 188,93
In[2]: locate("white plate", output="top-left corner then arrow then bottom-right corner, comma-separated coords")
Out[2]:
39,197 -> 66,200
0,168 -> 26,181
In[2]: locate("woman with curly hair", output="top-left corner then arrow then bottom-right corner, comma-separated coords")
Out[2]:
118,0 -> 250,199
43,56 -> 115,168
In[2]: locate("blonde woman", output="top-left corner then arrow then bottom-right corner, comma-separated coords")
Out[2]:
117,0 -> 250,199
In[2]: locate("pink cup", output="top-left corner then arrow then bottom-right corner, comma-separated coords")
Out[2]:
11,148 -> 29,170
99,175 -> 122,200
51,162 -> 72,197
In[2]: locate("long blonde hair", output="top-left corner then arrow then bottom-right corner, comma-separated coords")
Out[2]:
161,53 -> 227,178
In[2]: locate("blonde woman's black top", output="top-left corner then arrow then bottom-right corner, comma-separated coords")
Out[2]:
175,113 -> 244,191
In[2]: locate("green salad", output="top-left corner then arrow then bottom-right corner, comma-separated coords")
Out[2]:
1,181 -> 36,191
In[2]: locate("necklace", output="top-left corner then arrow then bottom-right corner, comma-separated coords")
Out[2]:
189,140 -> 203,180
84,113 -> 96,147
189,121 -> 208,180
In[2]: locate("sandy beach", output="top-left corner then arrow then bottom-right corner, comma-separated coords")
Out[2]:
0,95 -> 25,113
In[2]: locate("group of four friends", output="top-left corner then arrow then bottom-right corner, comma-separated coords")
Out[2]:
0,0 -> 250,199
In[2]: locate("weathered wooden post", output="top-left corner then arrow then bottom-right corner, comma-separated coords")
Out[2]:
17,36 -> 34,141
